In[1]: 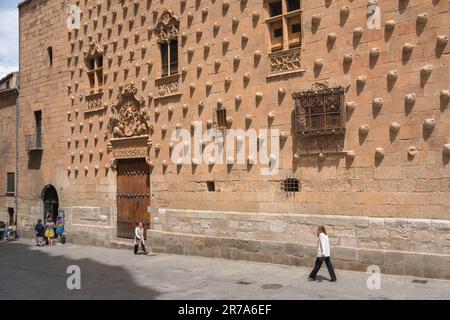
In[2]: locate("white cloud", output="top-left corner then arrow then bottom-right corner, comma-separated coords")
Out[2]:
0,8 -> 19,76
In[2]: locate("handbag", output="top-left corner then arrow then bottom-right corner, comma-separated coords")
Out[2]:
45,229 -> 55,238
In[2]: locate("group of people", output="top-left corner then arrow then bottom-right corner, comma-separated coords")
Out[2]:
0,221 -> 18,241
34,215 -> 65,246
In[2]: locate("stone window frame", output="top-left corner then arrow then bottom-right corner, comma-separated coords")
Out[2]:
84,42 -> 104,95
155,10 -> 180,78
264,0 -> 302,53
160,39 -> 179,78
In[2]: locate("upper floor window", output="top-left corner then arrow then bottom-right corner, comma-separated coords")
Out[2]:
160,39 -> 179,77
84,42 -> 103,94
155,10 -> 180,78
6,172 -> 15,196
266,0 -> 302,52
293,85 -> 346,136
215,107 -> 227,129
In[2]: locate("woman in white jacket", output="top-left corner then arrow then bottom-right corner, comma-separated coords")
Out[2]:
308,226 -> 337,282
134,222 -> 148,255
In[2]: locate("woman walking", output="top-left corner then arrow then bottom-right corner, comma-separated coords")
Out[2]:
134,222 -> 148,255
44,218 -> 55,246
308,226 -> 337,282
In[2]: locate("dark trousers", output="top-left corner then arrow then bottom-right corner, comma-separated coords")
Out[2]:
134,243 -> 147,254
309,257 -> 337,281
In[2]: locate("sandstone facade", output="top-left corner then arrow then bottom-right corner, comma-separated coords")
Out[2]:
12,0 -> 450,278
0,72 -> 18,224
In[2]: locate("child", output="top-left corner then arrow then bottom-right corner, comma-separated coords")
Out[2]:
35,219 -> 45,246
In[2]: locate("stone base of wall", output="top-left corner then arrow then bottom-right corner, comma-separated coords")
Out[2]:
147,229 -> 450,280
146,208 -> 450,280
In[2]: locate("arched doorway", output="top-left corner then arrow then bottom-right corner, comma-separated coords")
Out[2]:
41,185 -> 59,222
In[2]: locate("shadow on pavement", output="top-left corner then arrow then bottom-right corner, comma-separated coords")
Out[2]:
0,241 -> 160,300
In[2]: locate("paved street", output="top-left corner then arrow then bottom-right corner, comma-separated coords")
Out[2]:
1,240 -> 449,300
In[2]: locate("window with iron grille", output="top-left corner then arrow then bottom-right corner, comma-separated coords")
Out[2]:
215,108 -> 227,129
281,178 -> 300,192
293,86 -> 346,136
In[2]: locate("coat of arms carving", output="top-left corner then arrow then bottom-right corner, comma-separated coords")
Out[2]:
108,82 -> 152,139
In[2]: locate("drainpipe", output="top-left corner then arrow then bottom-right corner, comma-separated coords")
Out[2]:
15,7 -> 20,228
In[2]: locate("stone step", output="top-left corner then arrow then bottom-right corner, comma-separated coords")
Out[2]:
110,238 -> 134,250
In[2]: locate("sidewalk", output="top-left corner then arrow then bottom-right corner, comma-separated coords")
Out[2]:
0,240 -> 449,299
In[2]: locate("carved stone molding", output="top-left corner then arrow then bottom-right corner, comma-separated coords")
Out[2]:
85,92 -> 104,113
84,41 -> 103,60
154,10 -> 180,44
108,82 -> 152,139
296,136 -> 346,155
269,48 -> 302,74
108,136 -> 153,161
113,146 -> 149,159
154,74 -> 182,100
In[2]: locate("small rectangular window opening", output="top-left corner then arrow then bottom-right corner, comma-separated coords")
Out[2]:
7,173 -> 15,195
47,47 -> 53,66
216,108 -> 227,129
281,178 -> 300,193
207,181 -> 216,192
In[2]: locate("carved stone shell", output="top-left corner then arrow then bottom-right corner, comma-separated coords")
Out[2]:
346,101 -> 356,112
405,93 -> 416,106
353,27 -> 363,38
390,122 -> 401,132
387,70 -> 399,82
443,144 -> 450,156
372,97 -> 384,109
423,118 -> 436,130
408,146 -> 418,157
375,148 -> 385,159
385,20 -> 396,30
311,14 -> 321,25
437,35 -> 448,49
370,48 -> 380,58
359,124 -> 370,135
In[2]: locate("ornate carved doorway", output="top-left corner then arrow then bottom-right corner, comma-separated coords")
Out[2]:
106,82 -> 153,239
117,158 -> 150,239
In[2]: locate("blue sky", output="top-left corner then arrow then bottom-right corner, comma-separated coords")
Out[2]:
0,0 -> 20,78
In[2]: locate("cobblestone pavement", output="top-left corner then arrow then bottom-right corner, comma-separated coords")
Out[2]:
1,240 -> 449,300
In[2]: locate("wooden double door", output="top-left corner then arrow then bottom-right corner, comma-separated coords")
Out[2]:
117,159 -> 151,239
